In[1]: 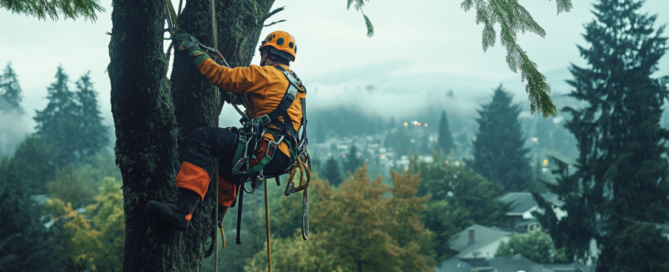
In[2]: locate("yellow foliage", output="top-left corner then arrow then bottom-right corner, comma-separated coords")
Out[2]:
245,165 -> 434,272
45,177 -> 124,271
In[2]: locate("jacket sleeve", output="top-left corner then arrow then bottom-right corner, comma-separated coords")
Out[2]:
197,58 -> 268,94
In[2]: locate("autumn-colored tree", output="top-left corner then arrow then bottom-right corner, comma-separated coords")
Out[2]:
248,166 -> 434,272
44,177 -> 125,271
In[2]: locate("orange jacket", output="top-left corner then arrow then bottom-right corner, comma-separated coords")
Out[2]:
197,58 -> 304,157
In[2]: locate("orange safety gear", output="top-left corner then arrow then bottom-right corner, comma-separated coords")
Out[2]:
197,58 -> 304,157
259,31 -> 297,61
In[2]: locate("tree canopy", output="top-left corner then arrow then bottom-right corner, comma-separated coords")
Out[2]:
0,0 -> 105,21
536,0 -> 669,269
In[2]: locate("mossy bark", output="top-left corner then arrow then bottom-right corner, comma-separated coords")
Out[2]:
109,0 -> 273,271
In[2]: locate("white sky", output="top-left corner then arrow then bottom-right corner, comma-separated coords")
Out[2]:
1,0 -> 669,131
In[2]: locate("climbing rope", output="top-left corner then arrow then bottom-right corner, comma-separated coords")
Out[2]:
264,176 -> 272,272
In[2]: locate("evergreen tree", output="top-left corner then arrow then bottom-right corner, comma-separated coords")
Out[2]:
0,62 -> 22,114
415,156 -> 510,262
536,1 -> 669,270
437,110 -> 454,154
34,66 -> 81,165
343,145 -> 363,173
321,156 -> 343,186
74,72 -> 108,158
12,136 -> 57,195
0,157 -> 54,271
470,85 -> 532,192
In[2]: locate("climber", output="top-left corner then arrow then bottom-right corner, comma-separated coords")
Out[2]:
145,30 -> 307,231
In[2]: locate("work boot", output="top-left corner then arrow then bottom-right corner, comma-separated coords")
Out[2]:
145,188 -> 200,231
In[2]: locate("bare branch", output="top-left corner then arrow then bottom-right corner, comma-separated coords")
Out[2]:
264,6 -> 285,21
264,20 -> 286,28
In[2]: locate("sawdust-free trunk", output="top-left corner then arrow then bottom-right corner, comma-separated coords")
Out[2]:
108,0 -> 274,271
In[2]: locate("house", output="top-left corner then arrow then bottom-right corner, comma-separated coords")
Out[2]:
450,224 -> 512,259
498,192 -> 566,233
437,255 -> 595,272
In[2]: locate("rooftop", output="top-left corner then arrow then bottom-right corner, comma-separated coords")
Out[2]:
450,224 -> 512,258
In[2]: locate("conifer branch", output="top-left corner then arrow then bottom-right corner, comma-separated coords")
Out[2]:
346,0 -> 374,37
461,0 -> 569,117
0,0 -> 105,22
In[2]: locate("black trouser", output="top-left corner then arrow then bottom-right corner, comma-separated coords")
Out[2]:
175,127 -> 290,205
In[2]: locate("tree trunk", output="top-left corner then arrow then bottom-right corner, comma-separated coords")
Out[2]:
109,0 -> 273,271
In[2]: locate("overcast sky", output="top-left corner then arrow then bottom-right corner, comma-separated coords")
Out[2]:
2,0 -> 669,131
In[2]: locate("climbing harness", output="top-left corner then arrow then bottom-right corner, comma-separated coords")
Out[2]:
162,1 -> 311,270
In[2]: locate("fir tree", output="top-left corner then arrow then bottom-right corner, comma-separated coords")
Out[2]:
437,110 -> 454,154
74,72 -> 108,158
34,66 -> 81,165
343,145 -> 363,173
0,62 -> 22,114
470,85 -> 532,192
536,1 -> 669,270
321,156 -> 343,187
0,157 -> 55,271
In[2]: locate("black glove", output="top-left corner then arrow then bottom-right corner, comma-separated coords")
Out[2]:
173,29 -> 210,66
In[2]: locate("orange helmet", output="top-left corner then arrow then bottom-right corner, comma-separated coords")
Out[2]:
259,31 -> 297,61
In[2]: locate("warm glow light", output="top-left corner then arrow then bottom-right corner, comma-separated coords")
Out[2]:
532,137 -> 538,142
445,160 -> 449,164
543,159 -> 548,166
343,155 -> 346,158
425,123 -> 428,127
403,122 -> 408,127
381,155 -> 386,159
417,122 -> 421,126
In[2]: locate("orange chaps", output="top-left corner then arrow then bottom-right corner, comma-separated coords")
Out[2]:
173,127 -> 290,206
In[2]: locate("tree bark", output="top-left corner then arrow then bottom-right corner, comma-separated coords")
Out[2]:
109,0 -> 273,271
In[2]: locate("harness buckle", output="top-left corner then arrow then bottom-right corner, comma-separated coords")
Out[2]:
232,157 -> 250,175
256,115 -> 271,126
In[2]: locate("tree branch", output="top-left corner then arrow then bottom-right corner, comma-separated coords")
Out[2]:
264,6 -> 285,21
264,19 -> 286,27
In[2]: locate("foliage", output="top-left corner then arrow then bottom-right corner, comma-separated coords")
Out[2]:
245,230 -> 342,272
44,177 -> 125,271
34,66 -> 81,165
11,135 -> 57,195
75,72 -> 109,158
47,164 -> 96,208
0,62 -> 22,114
437,110 -> 454,154
343,145 -> 363,173
34,67 -> 109,166
321,156 -> 343,187
384,127 -> 411,157
0,157 -> 55,271
313,166 -> 433,272
608,223 -> 669,271
470,85 -> 532,192
535,0 -> 669,269
248,167 -> 435,271
414,155 -> 509,262
495,231 -> 567,264
461,0 -> 572,117
0,0 -> 105,21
